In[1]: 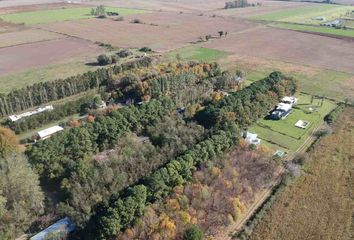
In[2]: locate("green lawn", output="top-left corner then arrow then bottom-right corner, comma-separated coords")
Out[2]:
166,46 -> 229,62
251,4 -> 352,23
270,22 -> 354,38
0,7 -> 146,25
250,93 -> 336,152
251,4 -> 354,38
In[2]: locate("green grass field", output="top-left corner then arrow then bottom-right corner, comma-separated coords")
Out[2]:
0,60 -> 100,94
166,46 -> 229,62
0,7 -> 145,25
270,22 -> 354,38
251,4 -> 354,38
250,93 -> 336,152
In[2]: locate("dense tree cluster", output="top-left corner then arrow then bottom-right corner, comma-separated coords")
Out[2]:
0,130 -> 44,239
58,116 -> 205,225
3,94 -> 98,134
82,72 -> 297,239
116,146 -> 276,239
0,57 -> 153,117
196,72 -> 297,129
84,129 -> 236,239
26,97 -> 175,181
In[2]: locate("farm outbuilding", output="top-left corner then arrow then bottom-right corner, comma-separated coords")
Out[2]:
30,217 -> 75,240
8,105 -> 53,122
37,125 -> 64,140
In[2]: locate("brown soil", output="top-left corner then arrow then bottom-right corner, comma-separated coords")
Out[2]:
0,2 -> 88,14
0,29 -> 63,48
0,37 -> 101,76
38,11 -> 258,52
204,27 -> 354,74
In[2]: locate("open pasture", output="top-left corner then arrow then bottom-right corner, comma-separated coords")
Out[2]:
0,29 -> 63,48
38,11 -> 257,52
0,38 -> 102,76
204,27 -> 354,74
252,4 -> 354,38
0,6 -> 146,25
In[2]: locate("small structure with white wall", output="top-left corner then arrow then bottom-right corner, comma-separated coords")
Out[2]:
37,126 -> 64,140
244,132 -> 261,146
8,105 -> 54,122
281,96 -> 298,105
295,120 -> 310,129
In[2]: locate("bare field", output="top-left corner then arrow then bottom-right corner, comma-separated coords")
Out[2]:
0,2 -> 88,14
0,29 -> 63,48
204,27 -> 354,74
38,12 -> 258,52
0,0 -> 66,9
0,37 -> 102,76
86,0 -> 227,12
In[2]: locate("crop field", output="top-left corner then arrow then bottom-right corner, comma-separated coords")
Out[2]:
0,29 -> 63,48
249,108 -> 354,240
38,12 -> 256,52
250,93 -> 336,152
252,4 -> 354,38
0,37 -> 101,76
204,27 -> 354,74
0,6 -> 146,25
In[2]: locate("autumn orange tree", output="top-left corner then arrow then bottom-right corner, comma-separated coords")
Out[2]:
0,127 -> 20,157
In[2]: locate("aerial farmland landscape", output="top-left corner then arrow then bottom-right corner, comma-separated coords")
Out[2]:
0,0 -> 353,240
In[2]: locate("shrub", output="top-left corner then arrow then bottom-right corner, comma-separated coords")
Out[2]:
183,225 -> 204,240
117,49 -> 133,58
139,47 -> 152,52
131,18 -> 143,24
97,54 -> 112,65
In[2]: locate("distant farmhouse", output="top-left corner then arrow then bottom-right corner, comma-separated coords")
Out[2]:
269,96 -> 298,120
8,105 -> 53,122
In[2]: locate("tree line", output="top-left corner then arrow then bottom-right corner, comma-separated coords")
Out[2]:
80,72 -> 298,239
0,57 -> 153,117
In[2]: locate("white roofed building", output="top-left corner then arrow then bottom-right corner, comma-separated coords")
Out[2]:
37,126 -> 63,140
8,105 -> 54,122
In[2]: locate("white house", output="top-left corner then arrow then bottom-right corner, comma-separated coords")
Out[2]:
37,126 -> 64,140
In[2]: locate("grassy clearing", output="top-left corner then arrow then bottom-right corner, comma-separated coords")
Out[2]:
251,4 -> 354,38
219,56 -> 354,101
166,46 -> 229,62
251,4 -> 351,23
249,93 -> 336,152
270,22 -> 354,38
0,60 -> 99,94
0,7 -> 146,25
249,108 -> 354,240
